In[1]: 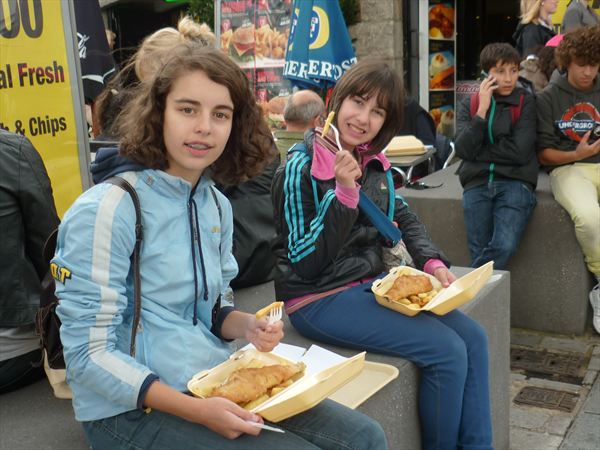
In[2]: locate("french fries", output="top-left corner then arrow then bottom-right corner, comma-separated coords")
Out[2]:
244,394 -> 270,410
241,369 -> 298,409
220,29 -> 233,51
254,24 -> 288,60
391,290 -> 438,308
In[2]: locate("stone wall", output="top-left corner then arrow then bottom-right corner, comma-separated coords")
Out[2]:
349,0 -> 404,75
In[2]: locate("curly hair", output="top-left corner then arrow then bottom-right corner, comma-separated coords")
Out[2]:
327,59 -> 404,155
117,44 -> 274,185
555,25 -> 600,70
537,46 -> 558,80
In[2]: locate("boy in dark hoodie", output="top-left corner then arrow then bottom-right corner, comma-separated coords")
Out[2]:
455,43 -> 538,270
536,25 -> 600,334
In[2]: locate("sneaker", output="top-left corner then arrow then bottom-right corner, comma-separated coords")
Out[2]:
591,282 -> 600,334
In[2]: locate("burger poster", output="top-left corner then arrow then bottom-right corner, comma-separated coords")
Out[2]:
253,67 -> 291,130
216,0 -> 294,130
218,0 -> 293,69
428,0 -> 456,138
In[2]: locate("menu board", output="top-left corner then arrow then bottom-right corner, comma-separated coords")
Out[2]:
217,0 -> 293,129
247,66 -> 291,130
427,0 -> 456,138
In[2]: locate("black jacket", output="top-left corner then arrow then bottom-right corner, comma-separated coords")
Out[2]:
455,87 -> 539,190
0,130 -> 59,327
513,22 -> 555,58
271,131 -> 449,301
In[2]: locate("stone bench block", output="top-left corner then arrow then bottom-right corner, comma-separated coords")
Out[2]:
234,268 -> 510,450
1,269 -> 509,450
397,164 -> 594,335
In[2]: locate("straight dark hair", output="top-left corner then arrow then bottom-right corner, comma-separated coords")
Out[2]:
327,59 -> 404,155
479,43 -> 521,72
117,44 -> 274,185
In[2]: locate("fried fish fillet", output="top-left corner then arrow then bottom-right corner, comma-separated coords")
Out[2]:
386,275 -> 433,301
209,362 -> 305,405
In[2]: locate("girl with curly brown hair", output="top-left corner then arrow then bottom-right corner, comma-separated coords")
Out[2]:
53,43 -> 386,449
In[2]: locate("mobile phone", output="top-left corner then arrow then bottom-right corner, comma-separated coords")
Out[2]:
589,124 -> 600,144
480,70 -> 497,86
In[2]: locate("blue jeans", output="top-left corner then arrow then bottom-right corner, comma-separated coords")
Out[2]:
81,398 -> 386,450
290,283 -> 493,450
463,180 -> 536,270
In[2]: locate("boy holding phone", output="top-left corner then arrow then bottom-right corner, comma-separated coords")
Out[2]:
536,26 -> 600,334
455,42 -> 538,270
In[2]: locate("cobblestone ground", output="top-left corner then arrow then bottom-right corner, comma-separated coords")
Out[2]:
509,328 -> 600,450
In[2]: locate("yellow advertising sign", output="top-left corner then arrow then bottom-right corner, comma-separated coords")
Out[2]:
0,0 -> 89,216
553,0 -> 600,32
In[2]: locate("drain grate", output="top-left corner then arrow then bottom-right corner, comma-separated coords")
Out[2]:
510,347 -> 590,385
514,386 -> 579,412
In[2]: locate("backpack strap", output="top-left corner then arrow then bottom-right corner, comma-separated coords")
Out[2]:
104,176 -> 143,358
291,140 -> 398,243
510,93 -> 524,127
472,92 -> 524,127
208,186 -> 223,327
469,94 -> 479,118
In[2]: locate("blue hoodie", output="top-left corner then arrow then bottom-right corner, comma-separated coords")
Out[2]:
56,158 -> 238,421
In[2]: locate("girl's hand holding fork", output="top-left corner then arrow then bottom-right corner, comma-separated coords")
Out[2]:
245,315 -> 284,352
335,150 -> 362,188
219,311 -> 284,352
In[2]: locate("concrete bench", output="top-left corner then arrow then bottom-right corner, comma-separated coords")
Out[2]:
1,269 -> 509,450
397,164 -> 594,335
234,269 -> 510,450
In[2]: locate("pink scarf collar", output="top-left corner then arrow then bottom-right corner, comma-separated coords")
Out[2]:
311,141 -> 391,181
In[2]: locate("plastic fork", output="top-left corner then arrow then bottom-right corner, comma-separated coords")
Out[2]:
255,301 -> 284,325
319,112 -> 345,155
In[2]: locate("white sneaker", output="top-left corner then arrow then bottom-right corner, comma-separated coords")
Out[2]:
591,282 -> 600,334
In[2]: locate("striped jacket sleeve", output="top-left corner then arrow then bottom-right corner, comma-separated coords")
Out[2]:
54,184 -> 153,409
274,152 -> 359,279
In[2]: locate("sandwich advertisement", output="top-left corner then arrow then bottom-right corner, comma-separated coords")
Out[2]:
0,0 -> 91,216
427,0 -> 456,138
216,0 -> 294,130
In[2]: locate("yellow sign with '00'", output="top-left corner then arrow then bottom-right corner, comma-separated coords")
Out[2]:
0,0 -> 89,217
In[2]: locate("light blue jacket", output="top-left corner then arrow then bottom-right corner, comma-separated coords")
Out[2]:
54,170 -> 237,421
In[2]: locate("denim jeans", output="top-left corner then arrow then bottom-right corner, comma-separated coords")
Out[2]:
81,398 -> 387,450
463,180 -> 536,270
290,283 -> 493,450
0,348 -> 44,394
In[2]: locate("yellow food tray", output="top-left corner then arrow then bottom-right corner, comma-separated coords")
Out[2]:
188,348 -> 365,422
328,361 -> 399,409
384,135 -> 427,156
372,261 -> 493,316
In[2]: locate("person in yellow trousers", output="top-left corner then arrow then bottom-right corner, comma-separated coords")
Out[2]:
536,26 -> 600,333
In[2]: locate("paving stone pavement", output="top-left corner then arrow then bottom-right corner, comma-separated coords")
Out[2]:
509,328 -> 600,450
